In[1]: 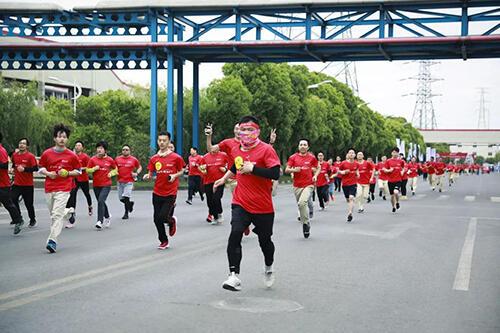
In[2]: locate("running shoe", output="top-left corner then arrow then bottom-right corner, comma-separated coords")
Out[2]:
13,220 -> 24,235
104,216 -> 111,228
46,240 -> 57,253
371,193 -> 375,200
68,213 -> 75,224
169,216 -> 177,237
95,221 -> 103,229
29,219 -> 37,228
383,196 -> 387,201
216,214 -> 224,224
185,200 -> 192,205
264,266 -> 275,288
347,214 -> 353,223
396,202 -> 400,210
65,223 -> 74,229
222,272 -> 242,291
358,209 -> 364,213
206,214 -> 214,223
392,207 -> 396,213
302,223 -> 310,238
88,206 -> 93,216
122,213 -> 129,220
158,241 -> 169,250
129,201 -> 134,212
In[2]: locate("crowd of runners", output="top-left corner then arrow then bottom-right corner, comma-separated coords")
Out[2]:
0,119 -> 490,291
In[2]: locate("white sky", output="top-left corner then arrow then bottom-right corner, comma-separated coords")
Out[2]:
7,0 -> 500,129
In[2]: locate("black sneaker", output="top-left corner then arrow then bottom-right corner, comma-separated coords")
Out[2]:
29,219 -> 37,228
46,240 -> 56,253
358,209 -> 364,213
367,198 -> 371,203
396,202 -> 400,210
371,193 -> 375,200
129,201 -> 134,212
392,207 -> 396,213
122,213 -> 129,220
379,190 -> 382,197
383,196 -> 387,201
68,213 -> 75,224
347,214 -> 353,223
439,189 -> 442,192
14,220 -> 24,235
302,223 -> 310,239
185,200 -> 192,205
309,212 -> 314,220
10,220 -> 15,225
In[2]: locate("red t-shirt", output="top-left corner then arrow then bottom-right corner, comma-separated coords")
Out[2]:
201,151 -> 229,185
147,152 -> 185,197
384,158 -> 405,183
12,151 -> 37,186
231,142 -> 281,214
339,160 -> 358,186
75,153 -> 90,182
188,154 -> 204,176
115,155 -> 140,183
426,162 -> 436,174
316,161 -> 330,187
435,162 -> 446,175
218,138 -> 240,160
0,144 -> 11,187
88,156 -> 117,187
357,160 -> 374,185
287,153 -> 318,188
376,162 -> 388,180
39,148 -> 81,193
334,161 -> 342,178
407,162 -> 420,178
329,165 -> 337,184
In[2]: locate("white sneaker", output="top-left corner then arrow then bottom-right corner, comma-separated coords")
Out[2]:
65,223 -> 74,229
217,214 -> 224,224
264,266 -> 275,288
95,221 -> 103,229
63,207 -> 75,220
103,216 -> 111,228
222,272 -> 242,291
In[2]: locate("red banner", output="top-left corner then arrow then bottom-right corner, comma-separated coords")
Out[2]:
437,152 -> 468,158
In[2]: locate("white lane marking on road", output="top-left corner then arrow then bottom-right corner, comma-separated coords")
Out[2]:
491,197 -> 500,203
464,196 -> 476,202
453,217 -> 478,292
437,195 -> 450,201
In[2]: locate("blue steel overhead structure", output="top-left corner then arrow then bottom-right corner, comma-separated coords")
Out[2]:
1,0 -> 500,154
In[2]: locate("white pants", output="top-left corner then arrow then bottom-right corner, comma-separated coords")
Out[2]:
409,177 -> 418,192
46,191 -> 71,243
356,184 -> 370,210
378,179 -> 389,196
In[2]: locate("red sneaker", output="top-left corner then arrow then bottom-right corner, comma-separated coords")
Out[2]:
169,216 -> 177,237
157,241 -> 169,250
243,226 -> 250,236
206,214 -> 214,223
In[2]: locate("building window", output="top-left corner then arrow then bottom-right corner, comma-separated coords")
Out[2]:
488,152 -> 493,156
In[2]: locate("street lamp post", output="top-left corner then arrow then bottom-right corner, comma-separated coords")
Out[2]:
47,76 -> 82,114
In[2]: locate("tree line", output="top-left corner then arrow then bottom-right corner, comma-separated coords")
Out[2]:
1,63 -> 428,167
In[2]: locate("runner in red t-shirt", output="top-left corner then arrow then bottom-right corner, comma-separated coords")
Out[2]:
87,141 -> 118,230
367,157 -> 377,202
213,116 -> 280,292
0,132 -> 25,233
434,158 -> 446,192
38,124 -> 82,253
406,157 -> 420,195
10,137 -> 39,227
327,158 -> 338,201
426,157 -> 437,190
286,139 -> 319,238
382,147 -> 405,213
205,123 -> 241,193
333,156 -> 343,192
339,149 -> 359,222
315,152 -> 331,211
355,151 -> 375,213
143,131 -> 185,250
115,144 -> 142,220
186,147 -> 205,205
200,148 -> 229,224
65,140 -> 93,228
399,153 -> 409,200
376,156 -> 389,200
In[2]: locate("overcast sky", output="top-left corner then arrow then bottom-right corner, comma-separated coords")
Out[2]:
9,0 -> 500,129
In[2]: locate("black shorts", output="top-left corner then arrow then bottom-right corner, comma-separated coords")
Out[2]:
231,204 -> 274,238
342,185 -> 357,199
388,181 -> 402,195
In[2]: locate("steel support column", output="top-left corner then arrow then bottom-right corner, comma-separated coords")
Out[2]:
167,13 -> 175,136
192,62 -> 200,149
149,10 -> 158,154
176,63 -> 184,153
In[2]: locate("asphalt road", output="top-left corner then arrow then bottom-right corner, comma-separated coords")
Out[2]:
0,173 -> 499,333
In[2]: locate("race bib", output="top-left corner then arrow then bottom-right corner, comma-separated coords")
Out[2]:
234,156 -> 244,170
155,162 -> 162,171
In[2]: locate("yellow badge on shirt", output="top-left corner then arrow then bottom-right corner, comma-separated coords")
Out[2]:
155,162 -> 162,171
234,156 -> 244,171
